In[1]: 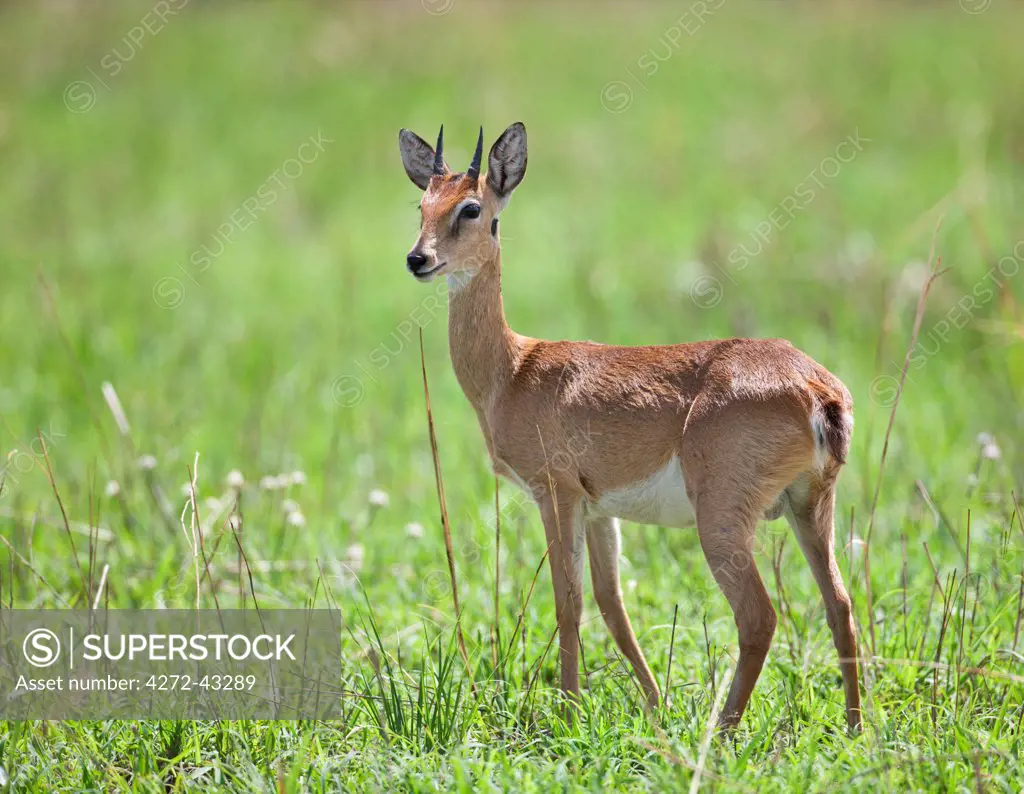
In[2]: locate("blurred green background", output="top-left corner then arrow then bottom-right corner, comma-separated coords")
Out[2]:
1,1 -> 1023,791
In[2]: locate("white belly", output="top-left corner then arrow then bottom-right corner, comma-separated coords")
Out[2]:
588,454 -> 696,529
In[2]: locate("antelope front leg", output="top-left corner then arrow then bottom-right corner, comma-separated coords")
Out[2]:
586,516 -> 661,709
539,494 -> 585,708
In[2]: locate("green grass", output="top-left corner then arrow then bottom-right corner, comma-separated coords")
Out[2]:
2,1 -> 1024,790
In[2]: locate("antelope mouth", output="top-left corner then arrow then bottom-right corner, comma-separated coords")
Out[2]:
413,262 -> 446,282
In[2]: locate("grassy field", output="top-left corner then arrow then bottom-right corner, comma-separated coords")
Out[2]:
2,0 -> 1024,790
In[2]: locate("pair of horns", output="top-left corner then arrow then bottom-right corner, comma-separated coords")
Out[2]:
433,125 -> 484,180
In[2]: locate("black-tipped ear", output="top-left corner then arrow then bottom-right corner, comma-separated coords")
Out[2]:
487,122 -> 527,198
399,129 -> 445,190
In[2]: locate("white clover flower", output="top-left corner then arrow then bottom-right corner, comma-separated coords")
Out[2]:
405,521 -> 425,539
345,543 -> 365,571
226,469 -> 245,489
974,432 -> 1001,460
137,454 -> 158,471
259,475 -> 283,491
281,498 -> 300,515
368,489 -> 389,508
228,514 -> 242,531
180,482 -> 195,498
846,534 -> 866,560
290,470 -> 307,486
104,480 -> 121,498
390,563 -> 413,580
286,510 -> 306,528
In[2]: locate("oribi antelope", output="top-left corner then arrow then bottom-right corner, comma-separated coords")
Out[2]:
398,122 -> 860,731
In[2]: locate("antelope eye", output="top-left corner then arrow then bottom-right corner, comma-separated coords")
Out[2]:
459,204 -> 481,220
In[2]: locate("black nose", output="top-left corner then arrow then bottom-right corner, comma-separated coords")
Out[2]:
406,252 -> 428,273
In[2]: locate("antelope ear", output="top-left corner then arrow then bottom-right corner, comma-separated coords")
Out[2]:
398,129 -> 440,190
486,122 -> 527,199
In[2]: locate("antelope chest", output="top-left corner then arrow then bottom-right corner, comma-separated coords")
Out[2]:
588,454 -> 697,529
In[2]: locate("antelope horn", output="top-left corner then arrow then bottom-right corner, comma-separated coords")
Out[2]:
467,126 -> 483,180
433,124 -> 445,175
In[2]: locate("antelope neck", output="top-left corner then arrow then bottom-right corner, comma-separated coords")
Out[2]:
446,250 -> 523,411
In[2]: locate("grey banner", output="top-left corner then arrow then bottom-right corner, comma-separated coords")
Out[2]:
0,610 -> 344,719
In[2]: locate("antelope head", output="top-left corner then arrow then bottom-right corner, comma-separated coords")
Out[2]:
398,122 -> 527,282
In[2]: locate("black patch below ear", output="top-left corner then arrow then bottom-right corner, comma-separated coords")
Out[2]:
491,218 -> 498,237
